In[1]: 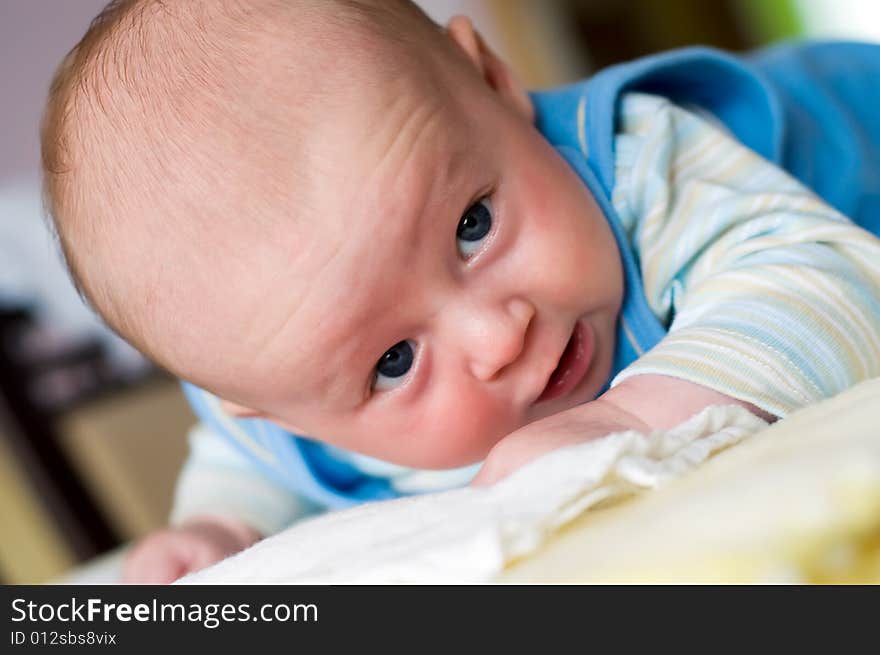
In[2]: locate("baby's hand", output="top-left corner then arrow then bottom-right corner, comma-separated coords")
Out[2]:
472,375 -> 773,486
471,397 -> 649,487
122,516 -> 262,584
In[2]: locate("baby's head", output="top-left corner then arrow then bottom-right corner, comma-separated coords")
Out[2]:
42,0 -> 623,468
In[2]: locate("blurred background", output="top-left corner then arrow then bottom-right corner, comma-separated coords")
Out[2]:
1,0 -> 878,584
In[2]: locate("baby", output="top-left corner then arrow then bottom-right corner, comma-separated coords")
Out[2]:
42,0 -> 880,583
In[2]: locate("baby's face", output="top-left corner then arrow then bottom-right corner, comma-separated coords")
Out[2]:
175,54 -> 624,469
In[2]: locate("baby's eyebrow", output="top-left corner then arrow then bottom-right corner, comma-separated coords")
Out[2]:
405,147 -> 472,250
321,134 -> 472,403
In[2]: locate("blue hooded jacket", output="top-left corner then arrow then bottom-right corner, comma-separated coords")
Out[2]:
184,41 -> 880,508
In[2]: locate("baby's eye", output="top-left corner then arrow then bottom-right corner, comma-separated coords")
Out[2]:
372,340 -> 415,391
456,197 -> 493,258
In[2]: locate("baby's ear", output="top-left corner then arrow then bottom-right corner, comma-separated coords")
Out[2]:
220,399 -> 265,419
445,15 -> 534,123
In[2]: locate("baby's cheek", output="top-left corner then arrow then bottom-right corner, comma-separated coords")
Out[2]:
418,387 -> 520,467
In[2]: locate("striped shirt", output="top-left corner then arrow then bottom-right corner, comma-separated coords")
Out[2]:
609,93 -> 880,415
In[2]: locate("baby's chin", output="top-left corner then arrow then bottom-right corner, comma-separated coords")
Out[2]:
525,357 -> 614,425
350,424 -> 513,471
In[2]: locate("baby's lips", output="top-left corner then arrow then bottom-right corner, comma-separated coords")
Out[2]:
534,319 -> 593,404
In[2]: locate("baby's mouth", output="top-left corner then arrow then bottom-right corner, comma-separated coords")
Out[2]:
535,320 -> 593,404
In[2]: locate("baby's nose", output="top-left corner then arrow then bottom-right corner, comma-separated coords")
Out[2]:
466,298 -> 534,381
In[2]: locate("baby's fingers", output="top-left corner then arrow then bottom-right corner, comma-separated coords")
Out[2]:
122,535 -> 190,584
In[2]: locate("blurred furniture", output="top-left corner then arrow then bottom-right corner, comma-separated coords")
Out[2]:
0,306 -> 193,583
487,0 -> 800,89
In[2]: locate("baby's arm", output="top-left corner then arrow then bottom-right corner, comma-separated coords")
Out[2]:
609,93 -> 880,416
123,422 -> 312,583
477,92 -> 880,483
122,515 -> 261,585
473,374 -> 770,484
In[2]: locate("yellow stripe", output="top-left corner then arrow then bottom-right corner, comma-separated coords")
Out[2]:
577,94 -> 588,157
621,317 -> 644,356
202,391 -> 279,465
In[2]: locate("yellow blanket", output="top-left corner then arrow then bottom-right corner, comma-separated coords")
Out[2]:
499,378 -> 880,583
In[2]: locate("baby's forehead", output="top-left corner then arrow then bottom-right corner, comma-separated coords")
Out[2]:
220,157 -> 457,403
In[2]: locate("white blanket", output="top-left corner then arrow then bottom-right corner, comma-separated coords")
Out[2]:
180,404 -> 767,584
